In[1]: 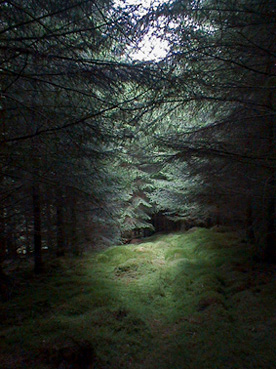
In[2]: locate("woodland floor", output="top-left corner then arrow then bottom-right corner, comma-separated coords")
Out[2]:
1,227 -> 276,369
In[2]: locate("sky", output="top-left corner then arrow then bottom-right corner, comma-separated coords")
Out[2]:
130,30 -> 169,61
115,0 -> 169,61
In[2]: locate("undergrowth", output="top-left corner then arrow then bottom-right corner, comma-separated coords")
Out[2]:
1,227 -> 276,368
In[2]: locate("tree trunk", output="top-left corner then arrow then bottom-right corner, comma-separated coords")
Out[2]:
45,193 -> 53,253
0,204 -> 7,294
56,187 -> 65,256
265,118 -> 275,261
266,192 -> 275,261
264,58 -> 276,262
30,54 -> 44,272
0,99 -> 8,295
33,183 -> 43,273
70,191 -> 78,255
246,199 -> 255,243
25,213 -> 31,254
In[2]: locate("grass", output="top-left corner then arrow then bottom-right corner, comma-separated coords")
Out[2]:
1,227 -> 276,368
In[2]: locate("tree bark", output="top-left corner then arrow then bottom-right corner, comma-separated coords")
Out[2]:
264,116 -> 275,261
70,191 -> 78,255
0,204 -> 7,287
45,193 -> 53,253
25,213 -> 31,254
56,187 -> 65,256
246,199 -> 255,243
33,182 -> 43,273
264,57 -> 276,262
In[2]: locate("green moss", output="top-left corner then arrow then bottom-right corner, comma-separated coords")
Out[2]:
1,228 -> 276,369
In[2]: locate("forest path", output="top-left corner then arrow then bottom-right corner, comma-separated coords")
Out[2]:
1,227 -> 276,369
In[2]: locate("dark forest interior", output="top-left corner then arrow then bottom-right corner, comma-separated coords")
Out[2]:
0,1 -> 275,368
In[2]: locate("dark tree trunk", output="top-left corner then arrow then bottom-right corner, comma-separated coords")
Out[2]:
4,198 -> 17,258
264,59 -> 276,262
0,108 -> 8,292
33,183 -> 43,273
45,194 -> 53,253
70,191 -> 78,254
246,199 -> 255,243
0,205 -> 8,300
56,187 -> 65,256
25,213 -> 31,254
265,193 -> 275,262
0,266 -> 10,301
0,204 -> 6,260
6,234 -> 17,259
31,55 -> 44,272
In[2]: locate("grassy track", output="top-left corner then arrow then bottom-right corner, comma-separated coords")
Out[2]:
1,227 -> 276,368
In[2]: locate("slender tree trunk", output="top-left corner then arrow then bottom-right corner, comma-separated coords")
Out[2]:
246,199 -> 255,243
0,204 -> 7,287
25,213 -> 31,254
266,191 -> 275,260
0,96 -> 9,298
215,206 -> 221,226
0,214 -> 9,300
0,201 -> 6,255
265,116 -> 275,261
70,191 -> 78,255
33,182 -> 43,273
45,193 -> 53,253
3,196 -> 17,258
7,231 -> 17,259
264,58 -> 276,262
30,54 -> 44,272
56,187 -> 65,256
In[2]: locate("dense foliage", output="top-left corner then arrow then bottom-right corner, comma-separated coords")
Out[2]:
147,0 -> 276,259
0,0 -> 275,278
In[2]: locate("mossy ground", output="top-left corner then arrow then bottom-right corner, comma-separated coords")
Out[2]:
1,227 -> 276,368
